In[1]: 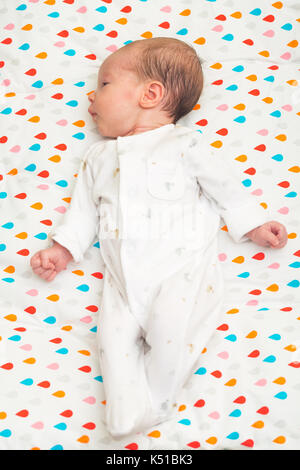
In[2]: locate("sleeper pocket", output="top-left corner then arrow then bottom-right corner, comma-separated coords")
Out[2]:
146,155 -> 185,201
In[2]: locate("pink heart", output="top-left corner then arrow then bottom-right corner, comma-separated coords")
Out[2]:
209,411 -> 220,419
31,421 -> 44,430
254,378 -> 267,386
54,41 -> 65,48
212,25 -> 223,32
47,363 -> 59,370
26,289 -> 38,296
282,104 -> 292,111
161,6 -> 171,13
216,104 -> 228,111
251,189 -> 263,196
268,262 -> 280,269
10,145 -> 21,153
280,52 -> 291,61
25,95 -> 36,100
83,396 -> 96,405
218,253 -> 227,262
55,206 -> 66,214
246,300 -> 258,306
37,184 -> 49,190
263,29 -> 274,37
278,207 -> 289,214
20,344 -> 32,351
80,315 -> 93,323
77,6 -> 87,13
56,119 -> 68,126
106,45 -> 118,53
4,23 -> 15,30
257,128 -> 268,136
217,351 -> 229,360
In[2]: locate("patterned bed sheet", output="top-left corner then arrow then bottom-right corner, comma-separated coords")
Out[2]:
0,0 -> 299,450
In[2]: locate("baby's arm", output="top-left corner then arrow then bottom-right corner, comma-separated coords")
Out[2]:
192,134 -> 286,244
30,241 -> 73,282
30,142 -> 104,281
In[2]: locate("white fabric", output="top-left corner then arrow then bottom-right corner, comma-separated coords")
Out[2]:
51,123 -> 271,436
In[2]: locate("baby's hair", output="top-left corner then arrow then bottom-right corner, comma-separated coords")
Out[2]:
120,37 -> 203,123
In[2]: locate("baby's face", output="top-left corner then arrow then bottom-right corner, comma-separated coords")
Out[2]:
88,51 -> 144,138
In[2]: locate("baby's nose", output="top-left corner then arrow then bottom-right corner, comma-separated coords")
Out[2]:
88,91 -> 95,102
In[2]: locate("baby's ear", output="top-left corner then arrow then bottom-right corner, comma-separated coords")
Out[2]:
139,80 -> 165,109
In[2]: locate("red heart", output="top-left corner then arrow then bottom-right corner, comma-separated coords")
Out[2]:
125,443 -> 138,450
86,305 -> 98,312
78,366 -> 92,373
244,167 -> 256,175
211,370 -> 222,378
57,30 -> 69,38
216,128 -> 228,136
121,6 -> 132,13
82,422 -> 96,430
159,22 -> 170,29
215,15 -> 226,21
249,89 -> 260,96
40,219 -> 52,226
25,68 -> 37,76
241,439 -> 254,448
248,349 -> 260,358
252,252 -> 265,260
60,410 -> 73,418
217,323 -> 228,331
254,144 -> 266,152
263,15 -> 275,22
55,143 -> 67,151
257,406 -> 269,415
38,381 -> 50,388
37,170 -> 49,178
249,289 -> 261,295
16,409 -> 29,417
212,79 -> 223,85
106,30 -> 118,38
1,363 -> 13,370
194,399 -> 205,407
233,396 -> 246,404
187,441 -> 200,448
25,306 -> 36,314
17,249 -> 29,256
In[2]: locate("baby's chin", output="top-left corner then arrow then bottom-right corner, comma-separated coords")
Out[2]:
96,121 -> 128,139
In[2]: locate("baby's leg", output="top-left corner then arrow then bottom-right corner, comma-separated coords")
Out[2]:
98,269 -> 155,437
144,246 -> 224,417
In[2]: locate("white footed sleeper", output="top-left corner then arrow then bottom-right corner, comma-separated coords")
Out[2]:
52,124 -> 270,436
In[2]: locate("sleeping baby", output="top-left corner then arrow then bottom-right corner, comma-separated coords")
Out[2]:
30,37 -> 288,437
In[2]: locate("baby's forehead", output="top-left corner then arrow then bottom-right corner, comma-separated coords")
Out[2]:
99,48 -> 137,76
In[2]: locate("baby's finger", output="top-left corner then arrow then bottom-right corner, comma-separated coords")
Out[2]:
40,251 -> 52,270
264,230 -> 279,247
46,270 -> 57,282
40,268 -> 56,280
30,252 -> 42,268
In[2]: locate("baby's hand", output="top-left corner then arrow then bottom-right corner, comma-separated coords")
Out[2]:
246,221 -> 288,249
30,241 -> 73,281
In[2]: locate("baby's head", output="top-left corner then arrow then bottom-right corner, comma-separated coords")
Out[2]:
88,37 -> 203,138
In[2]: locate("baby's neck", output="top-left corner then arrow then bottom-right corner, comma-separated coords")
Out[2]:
124,115 -> 174,137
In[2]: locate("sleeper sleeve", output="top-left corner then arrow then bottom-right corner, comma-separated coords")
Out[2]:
191,133 -> 272,244
51,143 -> 103,262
